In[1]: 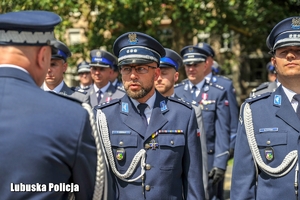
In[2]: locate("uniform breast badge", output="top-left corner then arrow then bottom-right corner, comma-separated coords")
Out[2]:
265,147 -> 274,161
116,148 -> 126,161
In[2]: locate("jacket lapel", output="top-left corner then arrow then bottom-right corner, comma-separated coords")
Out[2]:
144,92 -> 169,140
119,95 -> 147,138
275,86 -> 300,132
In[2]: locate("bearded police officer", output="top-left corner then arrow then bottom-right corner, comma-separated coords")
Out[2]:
0,10 -> 99,200
95,32 -> 205,199
231,17 -> 300,199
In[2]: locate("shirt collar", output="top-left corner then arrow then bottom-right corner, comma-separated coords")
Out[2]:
188,79 -> 206,90
131,91 -> 156,111
43,81 -> 64,93
0,64 -> 29,74
94,82 -> 110,93
282,85 -> 297,103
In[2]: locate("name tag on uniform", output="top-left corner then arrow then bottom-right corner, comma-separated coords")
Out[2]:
259,127 -> 278,133
112,130 -> 131,134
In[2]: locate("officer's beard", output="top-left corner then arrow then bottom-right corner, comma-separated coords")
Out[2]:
125,76 -> 154,99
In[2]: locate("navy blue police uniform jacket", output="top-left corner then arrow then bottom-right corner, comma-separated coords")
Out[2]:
231,85 -> 300,199
0,67 -> 97,200
87,83 -> 125,108
211,75 -> 239,149
96,91 -> 205,200
175,79 -> 230,171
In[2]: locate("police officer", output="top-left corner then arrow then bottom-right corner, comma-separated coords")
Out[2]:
95,32 -> 205,199
174,45 -> 230,200
87,49 -> 125,107
212,60 -> 221,75
110,63 -> 123,89
231,16 -> 300,199
155,48 -> 209,200
0,10 -> 98,199
250,61 -> 279,97
42,40 -> 90,104
197,42 -> 239,159
77,60 -> 93,90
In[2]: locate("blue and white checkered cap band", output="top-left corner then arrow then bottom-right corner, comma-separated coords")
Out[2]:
182,53 -> 206,64
273,30 -> 300,50
0,30 -> 56,44
118,46 -> 161,64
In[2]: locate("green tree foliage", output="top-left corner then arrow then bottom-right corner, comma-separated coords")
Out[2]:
2,0 -> 300,98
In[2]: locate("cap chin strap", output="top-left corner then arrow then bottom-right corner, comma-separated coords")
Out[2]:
96,109 -> 146,182
243,103 -> 298,178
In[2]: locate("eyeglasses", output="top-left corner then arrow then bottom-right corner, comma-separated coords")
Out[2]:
120,65 -> 157,75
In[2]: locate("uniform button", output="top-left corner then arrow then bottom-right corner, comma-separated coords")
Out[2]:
141,175 -> 144,180
145,164 -> 151,170
170,140 -> 174,145
145,185 -> 151,191
119,141 -> 124,146
266,140 -> 271,145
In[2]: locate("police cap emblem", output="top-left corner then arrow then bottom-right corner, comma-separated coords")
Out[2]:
188,47 -> 194,52
292,17 -> 300,30
96,51 -> 101,57
128,33 -> 138,44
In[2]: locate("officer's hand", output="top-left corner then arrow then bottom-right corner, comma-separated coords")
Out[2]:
208,167 -> 225,185
229,148 -> 234,159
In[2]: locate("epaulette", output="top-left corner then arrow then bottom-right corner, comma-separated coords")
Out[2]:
168,96 -> 192,109
74,88 -> 88,95
245,92 -> 271,103
117,86 -> 126,92
251,82 -> 269,93
174,82 -> 185,88
47,91 -> 83,104
210,82 -> 224,90
96,98 -> 121,109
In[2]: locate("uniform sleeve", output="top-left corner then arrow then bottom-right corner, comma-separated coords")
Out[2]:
72,111 -> 97,200
230,104 -> 256,199
213,91 -> 230,169
226,83 -> 239,149
183,108 -> 205,200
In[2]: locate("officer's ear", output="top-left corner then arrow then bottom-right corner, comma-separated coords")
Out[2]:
271,57 -> 276,69
154,67 -> 160,81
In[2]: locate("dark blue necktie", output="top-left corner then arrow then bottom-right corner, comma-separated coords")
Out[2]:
137,103 -> 148,128
97,90 -> 102,104
191,85 -> 198,100
293,94 -> 300,120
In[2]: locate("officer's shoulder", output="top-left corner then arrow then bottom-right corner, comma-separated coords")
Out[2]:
245,92 -> 272,104
209,82 -> 225,91
253,82 -> 269,92
72,86 -> 89,94
116,86 -> 126,93
174,82 -> 185,88
215,75 -> 232,81
48,91 -> 83,104
168,96 -> 192,109
95,98 -> 121,109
